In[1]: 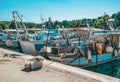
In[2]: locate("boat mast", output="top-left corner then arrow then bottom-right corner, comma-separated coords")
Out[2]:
57,25 -> 61,55
45,17 -> 52,53
62,26 -> 69,47
40,14 -> 44,30
87,24 -> 91,42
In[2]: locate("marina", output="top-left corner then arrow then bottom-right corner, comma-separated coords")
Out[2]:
1,27 -> 120,79
1,13 -> 120,79
0,0 -> 120,81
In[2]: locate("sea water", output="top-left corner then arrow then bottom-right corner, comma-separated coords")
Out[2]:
0,45 -> 22,53
84,59 -> 120,78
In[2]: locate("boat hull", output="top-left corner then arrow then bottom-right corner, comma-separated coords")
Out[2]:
20,41 -> 45,55
69,53 -> 119,67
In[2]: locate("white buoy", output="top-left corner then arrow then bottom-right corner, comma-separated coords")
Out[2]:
87,49 -> 92,60
106,46 -> 113,53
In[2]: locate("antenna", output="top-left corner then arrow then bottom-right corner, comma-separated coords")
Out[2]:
40,14 -> 43,29
40,14 -> 46,30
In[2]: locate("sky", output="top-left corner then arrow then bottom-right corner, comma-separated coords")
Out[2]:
0,0 -> 120,23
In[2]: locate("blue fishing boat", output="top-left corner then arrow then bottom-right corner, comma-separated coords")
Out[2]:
69,31 -> 120,67
20,29 -> 62,55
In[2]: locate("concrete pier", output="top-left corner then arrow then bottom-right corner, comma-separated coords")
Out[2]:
0,48 -> 119,82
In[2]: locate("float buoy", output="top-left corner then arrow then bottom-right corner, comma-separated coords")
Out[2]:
106,46 -> 113,53
87,49 -> 92,60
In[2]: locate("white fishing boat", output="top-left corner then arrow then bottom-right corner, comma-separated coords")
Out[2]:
20,41 -> 45,55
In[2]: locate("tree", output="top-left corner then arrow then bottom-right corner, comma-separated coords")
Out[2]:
112,12 -> 120,29
93,19 -> 101,28
9,20 -> 17,29
25,23 -> 36,28
53,21 -> 61,28
61,20 -> 70,28
0,22 -> 8,29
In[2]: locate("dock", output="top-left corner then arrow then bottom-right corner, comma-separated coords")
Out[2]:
0,48 -> 119,82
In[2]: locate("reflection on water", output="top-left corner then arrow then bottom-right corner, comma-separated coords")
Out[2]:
84,59 -> 120,78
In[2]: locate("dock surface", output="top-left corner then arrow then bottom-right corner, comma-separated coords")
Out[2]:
0,48 -> 119,82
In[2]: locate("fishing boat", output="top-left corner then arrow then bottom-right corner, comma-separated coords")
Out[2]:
20,29 -> 62,55
5,11 -> 26,48
0,32 -> 8,46
68,30 -> 120,68
5,29 -> 24,48
46,27 -> 120,68
47,28 -> 89,63
20,17 -> 64,55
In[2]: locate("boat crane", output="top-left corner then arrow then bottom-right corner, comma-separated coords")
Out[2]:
12,11 -> 28,40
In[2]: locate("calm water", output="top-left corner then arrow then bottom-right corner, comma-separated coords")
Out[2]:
84,59 -> 120,78
0,45 -> 22,53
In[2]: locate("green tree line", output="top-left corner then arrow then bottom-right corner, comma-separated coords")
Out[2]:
0,12 -> 120,30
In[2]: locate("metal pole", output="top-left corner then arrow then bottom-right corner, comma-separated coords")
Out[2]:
95,42 -> 98,72
78,47 -> 81,66
13,11 -> 28,41
12,11 -> 19,40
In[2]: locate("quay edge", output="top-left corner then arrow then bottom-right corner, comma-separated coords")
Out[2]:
0,48 -> 119,82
